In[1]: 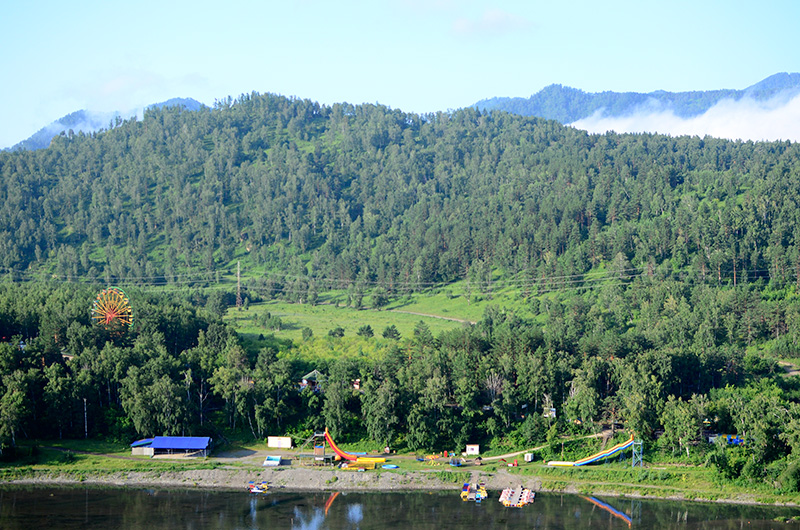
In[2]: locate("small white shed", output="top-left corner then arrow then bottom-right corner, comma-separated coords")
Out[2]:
268,436 -> 293,449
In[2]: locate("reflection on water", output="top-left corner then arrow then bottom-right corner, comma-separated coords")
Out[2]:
346,503 -> 363,525
581,496 -> 633,526
0,486 -> 795,529
292,504 -> 325,530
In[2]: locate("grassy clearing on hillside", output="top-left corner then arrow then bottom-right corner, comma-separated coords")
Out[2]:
378,278 -> 541,323
226,300 -> 469,343
224,275 -> 553,343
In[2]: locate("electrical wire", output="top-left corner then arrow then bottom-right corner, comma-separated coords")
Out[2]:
0,260 -> 779,298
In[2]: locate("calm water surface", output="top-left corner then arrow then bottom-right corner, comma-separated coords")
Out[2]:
0,486 -> 797,529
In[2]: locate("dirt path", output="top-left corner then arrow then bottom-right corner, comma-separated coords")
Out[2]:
276,300 -> 477,325
779,361 -> 800,377
387,309 -> 476,325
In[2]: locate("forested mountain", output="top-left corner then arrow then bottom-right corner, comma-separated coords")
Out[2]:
1,90 -> 800,299
2,93 -> 800,489
475,72 -> 800,123
7,97 -> 205,151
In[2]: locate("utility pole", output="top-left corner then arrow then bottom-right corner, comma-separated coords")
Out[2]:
236,261 -> 242,308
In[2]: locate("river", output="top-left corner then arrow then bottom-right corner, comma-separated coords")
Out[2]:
0,486 -> 796,529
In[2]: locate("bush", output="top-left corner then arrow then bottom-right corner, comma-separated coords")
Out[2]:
371,288 -> 389,309
432,471 -> 470,484
743,351 -> 777,376
357,325 -> 373,337
634,469 -> 672,482
741,457 -> 765,482
382,325 -> 401,340
778,460 -> 800,492
707,444 -> 748,481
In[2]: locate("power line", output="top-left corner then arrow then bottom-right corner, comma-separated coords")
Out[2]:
0,261 -> 782,298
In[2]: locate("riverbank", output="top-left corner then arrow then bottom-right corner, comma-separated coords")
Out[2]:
1,444 -> 798,507
4,462 -> 800,508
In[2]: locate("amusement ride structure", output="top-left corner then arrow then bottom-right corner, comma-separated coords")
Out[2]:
91,287 -> 134,332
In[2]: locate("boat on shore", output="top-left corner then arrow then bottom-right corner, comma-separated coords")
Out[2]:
247,481 -> 269,494
499,486 -> 534,507
460,482 -> 488,502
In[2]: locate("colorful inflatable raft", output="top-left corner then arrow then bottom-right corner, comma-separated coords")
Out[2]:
499,486 -> 535,507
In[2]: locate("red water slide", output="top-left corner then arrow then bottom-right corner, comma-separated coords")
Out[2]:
323,428 -> 357,461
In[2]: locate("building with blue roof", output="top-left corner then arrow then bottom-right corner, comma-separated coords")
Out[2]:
130,436 -> 212,457
130,438 -> 154,456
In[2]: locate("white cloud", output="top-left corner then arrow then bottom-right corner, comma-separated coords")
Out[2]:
60,69 -> 212,117
570,92 -> 800,143
453,9 -> 531,36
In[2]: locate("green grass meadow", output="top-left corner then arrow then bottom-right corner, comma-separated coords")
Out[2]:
228,300 -> 469,344
227,276 -> 546,346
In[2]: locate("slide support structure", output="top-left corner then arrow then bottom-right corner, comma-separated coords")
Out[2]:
631,439 -> 643,468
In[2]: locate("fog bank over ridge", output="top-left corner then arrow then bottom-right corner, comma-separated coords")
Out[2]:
570,92 -> 800,142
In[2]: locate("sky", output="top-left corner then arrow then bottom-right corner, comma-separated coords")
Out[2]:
2,0 -> 799,148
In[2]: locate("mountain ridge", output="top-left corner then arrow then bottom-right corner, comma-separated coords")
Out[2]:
7,97 -> 205,151
474,72 -> 800,124
11,73 -> 800,151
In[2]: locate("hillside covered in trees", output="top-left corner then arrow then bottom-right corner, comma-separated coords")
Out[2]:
1,91 -> 800,296
1,92 -> 800,490
6,97 -> 206,152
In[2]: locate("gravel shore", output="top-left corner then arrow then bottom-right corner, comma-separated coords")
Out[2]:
4,449 -> 796,507
3,448 -> 541,493
10,466 -> 537,492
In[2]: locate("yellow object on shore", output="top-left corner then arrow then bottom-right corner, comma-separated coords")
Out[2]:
341,461 -> 376,470
355,456 -> 386,463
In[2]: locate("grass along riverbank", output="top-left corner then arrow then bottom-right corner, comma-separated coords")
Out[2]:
505,463 -> 798,505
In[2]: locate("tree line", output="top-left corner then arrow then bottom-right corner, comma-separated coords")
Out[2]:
1,282 -> 800,490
